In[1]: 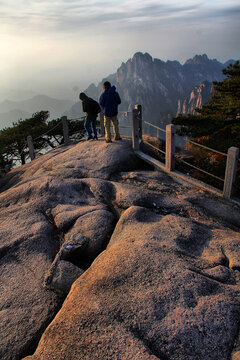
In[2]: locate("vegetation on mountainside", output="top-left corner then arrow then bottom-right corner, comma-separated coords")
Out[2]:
172,61 -> 240,192
0,111 -> 85,170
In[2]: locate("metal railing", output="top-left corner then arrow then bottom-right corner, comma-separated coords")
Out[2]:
188,139 -> 227,157
143,121 -> 166,156
16,117 -> 84,162
23,110 -> 133,162
143,140 -> 166,156
144,120 -> 166,133
26,118 -> 64,160
174,135 -> 227,183
233,159 -> 240,194
175,157 -> 225,182
2,111 -> 133,170
142,121 -> 229,184
133,115 -> 239,200
2,104 -> 239,202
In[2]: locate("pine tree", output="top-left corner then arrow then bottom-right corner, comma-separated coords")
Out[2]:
0,112 -> 85,169
172,61 -> 240,190
172,61 -> 240,151
0,111 -> 49,167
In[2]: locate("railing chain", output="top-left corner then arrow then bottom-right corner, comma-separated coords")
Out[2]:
143,140 -> 166,155
188,140 -> 227,157
144,121 -> 166,133
175,157 -> 224,182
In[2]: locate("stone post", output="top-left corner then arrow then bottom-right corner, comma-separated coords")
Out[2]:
223,146 -> 239,198
99,112 -> 105,136
61,116 -> 69,144
166,124 -> 175,171
132,108 -> 140,151
135,104 -> 142,142
27,135 -> 35,161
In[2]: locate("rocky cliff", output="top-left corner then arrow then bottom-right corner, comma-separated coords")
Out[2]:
65,53 -> 232,128
1,138 -> 240,360
177,81 -> 213,115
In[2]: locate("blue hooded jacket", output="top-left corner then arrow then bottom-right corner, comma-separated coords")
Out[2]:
99,86 -> 121,117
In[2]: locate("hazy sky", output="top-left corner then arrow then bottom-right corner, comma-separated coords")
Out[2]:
1,0 -> 239,99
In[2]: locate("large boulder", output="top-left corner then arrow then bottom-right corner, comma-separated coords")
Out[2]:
0,139 -> 138,360
23,206 -> 240,360
47,260 -> 84,294
0,139 -> 138,193
0,139 -> 240,360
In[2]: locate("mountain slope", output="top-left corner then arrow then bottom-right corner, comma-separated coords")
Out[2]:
65,53 -> 236,128
177,81 -> 213,115
0,109 -> 31,130
0,95 -> 74,121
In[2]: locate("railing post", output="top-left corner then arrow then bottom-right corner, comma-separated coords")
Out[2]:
99,112 -> 105,136
166,124 -> 175,171
61,116 -> 69,144
135,104 -> 142,142
223,146 -> 239,198
132,108 -> 140,151
27,135 -> 35,161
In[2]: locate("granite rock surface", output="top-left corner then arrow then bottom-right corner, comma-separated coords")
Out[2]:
0,138 -> 239,360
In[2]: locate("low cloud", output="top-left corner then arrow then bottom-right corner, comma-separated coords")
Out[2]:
0,0 -> 240,33
0,0 -> 239,95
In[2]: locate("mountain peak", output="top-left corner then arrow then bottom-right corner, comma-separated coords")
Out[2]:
224,59 -> 238,67
132,52 -> 153,62
185,54 -> 210,65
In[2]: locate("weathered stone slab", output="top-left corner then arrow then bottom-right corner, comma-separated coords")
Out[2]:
24,206 -> 240,360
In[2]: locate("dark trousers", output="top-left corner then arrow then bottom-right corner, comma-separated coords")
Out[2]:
84,117 -> 98,139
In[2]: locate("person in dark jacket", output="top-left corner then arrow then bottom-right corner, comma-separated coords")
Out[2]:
79,92 -> 100,140
99,81 -> 121,143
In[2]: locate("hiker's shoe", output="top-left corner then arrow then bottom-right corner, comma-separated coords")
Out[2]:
86,136 -> 93,141
94,136 -> 98,140
114,137 -> 122,141
106,139 -> 112,143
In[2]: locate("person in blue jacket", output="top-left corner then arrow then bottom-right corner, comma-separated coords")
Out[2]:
99,81 -> 122,143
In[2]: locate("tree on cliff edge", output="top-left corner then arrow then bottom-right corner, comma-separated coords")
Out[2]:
172,61 -> 240,150
0,111 -> 50,167
172,61 -> 240,188
0,112 -> 85,169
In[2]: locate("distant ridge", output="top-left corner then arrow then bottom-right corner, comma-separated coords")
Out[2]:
0,95 -> 74,129
184,54 -> 219,65
65,52 -> 237,126
0,109 -> 31,129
